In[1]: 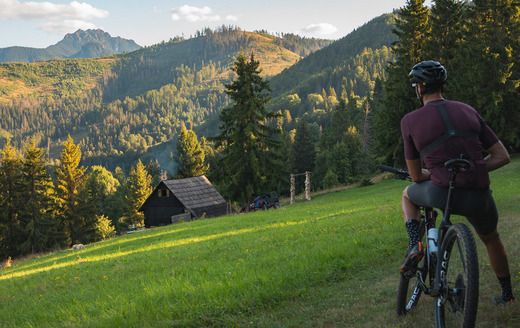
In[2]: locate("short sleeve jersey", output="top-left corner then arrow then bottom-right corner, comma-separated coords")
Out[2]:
400,99 -> 499,189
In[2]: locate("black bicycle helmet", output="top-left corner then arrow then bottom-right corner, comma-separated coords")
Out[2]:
409,60 -> 447,86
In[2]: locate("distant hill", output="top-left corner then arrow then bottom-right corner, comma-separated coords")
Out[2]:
0,29 -> 141,62
269,14 -> 396,98
0,19 -> 393,171
102,28 -> 328,101
0,26 -> 331,171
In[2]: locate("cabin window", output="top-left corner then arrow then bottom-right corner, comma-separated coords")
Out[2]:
158,189 -> 170,198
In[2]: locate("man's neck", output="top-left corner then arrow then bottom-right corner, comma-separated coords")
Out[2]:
422,92 -> 444,105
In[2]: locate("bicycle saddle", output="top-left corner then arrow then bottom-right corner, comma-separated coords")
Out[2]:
444,158 -> 472,172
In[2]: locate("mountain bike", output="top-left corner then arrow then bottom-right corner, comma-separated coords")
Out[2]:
380,158 -> 479,328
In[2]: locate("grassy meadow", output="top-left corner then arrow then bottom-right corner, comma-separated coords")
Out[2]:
1,156 -> 519,327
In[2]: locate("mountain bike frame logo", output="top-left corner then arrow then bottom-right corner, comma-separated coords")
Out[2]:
406,285 -> 422,311
440,249 -> 450,282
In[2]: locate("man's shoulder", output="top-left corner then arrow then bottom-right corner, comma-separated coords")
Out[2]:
444,99 -> 477,112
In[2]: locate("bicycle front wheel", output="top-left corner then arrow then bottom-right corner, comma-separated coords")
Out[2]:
397,261 -> 427,315
397,220 -> 428,316
435,223 -> 479,328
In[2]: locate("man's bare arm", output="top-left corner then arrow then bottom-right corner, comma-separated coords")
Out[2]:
405,159 -> 431,182
485,141 -> 510,172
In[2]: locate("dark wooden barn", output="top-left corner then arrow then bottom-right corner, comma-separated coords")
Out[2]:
139,175 -> 227,227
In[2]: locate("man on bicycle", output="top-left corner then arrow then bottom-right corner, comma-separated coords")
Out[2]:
400,60 -> 515,304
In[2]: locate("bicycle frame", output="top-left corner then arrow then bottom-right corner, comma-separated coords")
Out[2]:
411,166 -> 464,297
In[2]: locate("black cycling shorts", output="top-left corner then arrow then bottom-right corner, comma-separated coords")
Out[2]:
407,180 -> 498,235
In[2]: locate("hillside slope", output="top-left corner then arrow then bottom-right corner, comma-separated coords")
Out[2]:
268,14 -> 396,97
1,156 -> 518,327
0,27 -> 331,171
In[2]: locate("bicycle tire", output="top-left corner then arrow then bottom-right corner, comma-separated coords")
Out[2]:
435,223 -> 479,328
397,261 -> 428,315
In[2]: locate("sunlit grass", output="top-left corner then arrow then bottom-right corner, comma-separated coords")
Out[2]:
1,156 -> 518,327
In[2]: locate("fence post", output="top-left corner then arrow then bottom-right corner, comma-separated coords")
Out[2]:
305,171 -> 311,201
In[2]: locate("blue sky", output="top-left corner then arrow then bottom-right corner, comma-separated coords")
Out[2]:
0,0 -> 433,48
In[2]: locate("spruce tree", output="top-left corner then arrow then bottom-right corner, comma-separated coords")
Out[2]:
427,0 -> 468,67
374,0 -> 430,164
459,0 -> 520,148
0,141 -> 22,258
17,140 -> 59,254
291,120 -> 316,174
55,136 -> 86,245
215,53 -> 281,205
125,160 -> 152,228
176,123 -> 208,178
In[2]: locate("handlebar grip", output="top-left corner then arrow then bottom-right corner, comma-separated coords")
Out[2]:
377,165 -> 410,180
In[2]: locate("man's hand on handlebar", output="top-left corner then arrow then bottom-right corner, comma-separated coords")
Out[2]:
420,168 -> 431,181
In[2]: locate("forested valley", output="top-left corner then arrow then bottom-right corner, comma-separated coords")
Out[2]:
0,0 -> 518,260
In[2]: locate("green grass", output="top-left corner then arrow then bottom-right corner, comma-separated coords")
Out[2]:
1,157 -> 519,327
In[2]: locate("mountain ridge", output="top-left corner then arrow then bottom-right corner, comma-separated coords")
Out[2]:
0,29 -> 141,62
0,20 -> 393,171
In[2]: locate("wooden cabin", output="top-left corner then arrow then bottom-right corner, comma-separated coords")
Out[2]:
139,175 -> 227,227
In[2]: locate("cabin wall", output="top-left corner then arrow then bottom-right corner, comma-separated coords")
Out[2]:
192,203 -> 228,218
142,187 -> 187,227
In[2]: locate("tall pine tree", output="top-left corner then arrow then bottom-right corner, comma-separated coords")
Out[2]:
374,0 -> 431,164
125,160 -> 152,228
215,53 -> 282,205
291,120 -> 316,174
17,140 -> 60,254
459,0 -> 520,149
0,141 -> 22,258
55,136 -> 86,245
176,123 -> 208,178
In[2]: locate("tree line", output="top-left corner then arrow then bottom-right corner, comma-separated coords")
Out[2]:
0,136 -> 154,260
374,0 -> 520,164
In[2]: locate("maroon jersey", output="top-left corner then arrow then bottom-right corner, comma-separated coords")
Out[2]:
401,99 -> 498,189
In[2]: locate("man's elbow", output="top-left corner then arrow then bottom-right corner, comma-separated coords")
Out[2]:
501,152 -> 511,166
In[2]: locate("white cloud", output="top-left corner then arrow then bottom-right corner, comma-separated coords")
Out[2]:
171,5 -> 237,23
300,23 -> 338,36
0,0 -> 108,33
0,0 -> 108,20
40,19 -> 96,33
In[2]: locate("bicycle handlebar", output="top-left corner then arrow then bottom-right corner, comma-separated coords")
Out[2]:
378,165 -> 410,180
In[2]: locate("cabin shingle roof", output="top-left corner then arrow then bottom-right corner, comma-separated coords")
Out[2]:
162,176 -> 226,210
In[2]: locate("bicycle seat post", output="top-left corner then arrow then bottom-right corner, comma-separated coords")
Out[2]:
431,157 -> 473,297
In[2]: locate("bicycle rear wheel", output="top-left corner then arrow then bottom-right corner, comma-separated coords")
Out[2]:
435,223 -> 479,328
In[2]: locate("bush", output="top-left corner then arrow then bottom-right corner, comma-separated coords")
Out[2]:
323,169 -> 339,189
95,215 -> 116,240
359,177 -> 374,187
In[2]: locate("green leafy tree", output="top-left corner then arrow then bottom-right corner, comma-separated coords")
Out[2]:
84,165 -> 120,218
0,141 -> 22,258
215,53 -> 282,205
176,123 -> 208,178
55,136 -> 86,245
125,160 -> 152,227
